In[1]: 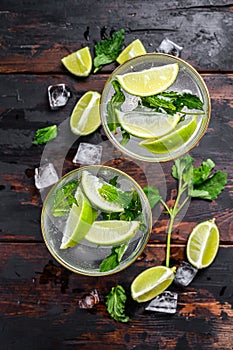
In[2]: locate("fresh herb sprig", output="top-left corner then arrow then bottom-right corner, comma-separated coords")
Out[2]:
105,285 -> 130,322
141,91 -> 204,116
156,155 -> 227,267
33,125 -> 57,145
94,29 -> 125,73
107,80 -> 125,133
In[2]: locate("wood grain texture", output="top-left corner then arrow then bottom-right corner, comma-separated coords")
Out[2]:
0,0 -> 233,73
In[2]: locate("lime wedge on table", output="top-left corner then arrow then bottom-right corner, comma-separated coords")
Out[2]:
81,170 -> 124,213
186,219 -> 219,269
85,220 -> 140,246
70,91 -> 101,135
61,46 -> 92,77
116,63 -> 179,97
60,188 -> 97,249
116,109 -> 180,139
140,116 -> 197,154
131,266 -> 175,303
116,39 -> 146,65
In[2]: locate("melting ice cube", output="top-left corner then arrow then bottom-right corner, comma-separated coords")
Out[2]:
34,163 -> 59,189
48,84 -> 71,110
78,289 -> 100,309
157,38 -> 183,57
73,143 -> 103,165
174,261 -> 198,287
145,291 -> 178,314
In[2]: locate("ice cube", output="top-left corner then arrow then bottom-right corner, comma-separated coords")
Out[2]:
73,143 -> 102,165
174,261 -> 198,286
48,84 -> 71,110
78,289 -> 99,309
34,163 -> 59,189
157,38 -> 183,57
145,291 -> 178,314
121,92 -> 140,112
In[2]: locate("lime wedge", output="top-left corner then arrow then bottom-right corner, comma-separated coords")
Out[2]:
140,116 -> 197,154
116,39 -> 146,65
186,218 -> 219,269
81,171 -> 124,212
70,91 -> 101,135
116,63 -> 179,96
60,188 -> 97,249
131,266 -> 175,303
61,46 -> 92,77
116,109 -> 180,138
85,220 -> 140,246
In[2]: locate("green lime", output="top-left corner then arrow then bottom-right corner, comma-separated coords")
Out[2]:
81,170 -> 124,212
70,91 -> 101,135
139,116 -> 197,154
116,109 -> 180,139
115,63 -> 179,96
61,46 -> 92,77
116,39 -> 146,65
131,265 -> 175,303
60,188 -> 97,249
186,218 -> 220,269
85,220 -> 140,246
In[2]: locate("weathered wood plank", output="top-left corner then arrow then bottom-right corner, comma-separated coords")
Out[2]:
0,243 -> 233,349
0,0 -> 233,73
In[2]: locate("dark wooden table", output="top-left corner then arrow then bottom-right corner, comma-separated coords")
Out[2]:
1,1 -> 233,349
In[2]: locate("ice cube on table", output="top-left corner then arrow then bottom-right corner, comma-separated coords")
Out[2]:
34,163 -> 59,189
73,143 -> 102,165
157,38 -> 183,57
174,261 -> 198,287
48,84 -> 71,110
145,291 -> 178,314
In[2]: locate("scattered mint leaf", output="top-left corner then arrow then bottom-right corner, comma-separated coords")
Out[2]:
107,80 -> 125,133
190,171 -> 227,200
94,29 -> 125,72
100,244 -> 128,272
52,180 -> 78,216
105,285 -> 130,322
192,159 -> 215,185
33,125 -> 57,145
143,186 -> 161,208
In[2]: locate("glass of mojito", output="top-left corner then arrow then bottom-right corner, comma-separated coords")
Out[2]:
41,165 -> 152,276
100,53 -> 211,162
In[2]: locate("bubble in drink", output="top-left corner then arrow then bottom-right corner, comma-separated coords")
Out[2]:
157,38 -> 183,57
174,261 -> 198,286
145,290 -> 178,314
34,163 -> 59,189
72,143 -> 103,165
48,84 -> 71,110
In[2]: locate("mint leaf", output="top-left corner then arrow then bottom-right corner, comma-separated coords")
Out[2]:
100,244 -> 128,272
192,159 -> 215,185
107,80 -> 125,133
105,285 -> 130,322
172,155 -> 194,182
109,175 -> 119,187
190,171 -> 227,200
33,125 -> 57,145
120,129 -> 130,146
98,184 -> 131,208
141,95 -> 177,115
94,29 -> 124,72
143,186 -> 161,208
52,180 -> 78,216
173,92 -> 204,112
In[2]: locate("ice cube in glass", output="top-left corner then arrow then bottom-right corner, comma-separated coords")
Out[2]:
72,143 -> 103,165
145,290 -> 178,314
48,84 -> 71,110
157,38 -> 183,57
34,163 -> 59,189
174,261 -> 198,286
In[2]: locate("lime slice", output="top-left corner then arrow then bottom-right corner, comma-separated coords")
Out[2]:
131,266 -> 175,303
81,170 -> 124,212
61,46 -> 92,77
85,220 -> 140,246
116,63 -> 179,97
70,91 -> 101,135
60,188 -> 97,249
116,39 -> 146,65
116,109 -> 180,138
186,218 -> 219,269
140,116 -> 197,154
